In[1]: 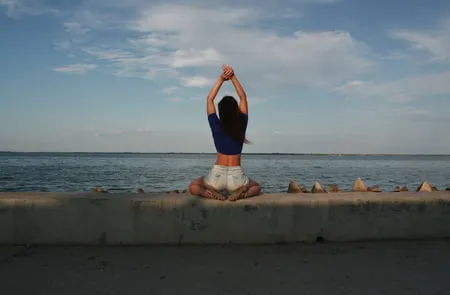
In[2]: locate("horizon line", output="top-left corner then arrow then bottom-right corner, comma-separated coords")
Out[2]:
1,151 -> 450,156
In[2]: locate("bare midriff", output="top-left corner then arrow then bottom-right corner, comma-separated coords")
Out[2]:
214,152 -> 241,166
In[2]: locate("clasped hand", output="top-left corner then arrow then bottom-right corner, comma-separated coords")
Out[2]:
220,64 -> 234,81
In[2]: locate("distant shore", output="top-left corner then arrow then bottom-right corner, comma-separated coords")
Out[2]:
1,151 -> 450,156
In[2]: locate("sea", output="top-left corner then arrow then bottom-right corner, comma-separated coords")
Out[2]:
1,152 -> 450,193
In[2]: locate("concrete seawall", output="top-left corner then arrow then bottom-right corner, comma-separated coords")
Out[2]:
1,192 -> 450,245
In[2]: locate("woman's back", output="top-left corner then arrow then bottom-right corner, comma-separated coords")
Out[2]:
208,111 -> 248,166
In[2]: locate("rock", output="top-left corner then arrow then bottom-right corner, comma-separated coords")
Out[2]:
352,178 -> 368,192
416,181 -> 433,192
182,189 -> 188,194
136,188 -> 144,193
311,182 -> 327,193
446,187 -> 450,191
431,186 -> 439,192
394,185 -> 408,192
92,187 -> 108,193
167,190 -> 180,194
368,185 -> 382,192
328,185 -> 343,192
287,181 -> 301,193
287,181 -> 309,193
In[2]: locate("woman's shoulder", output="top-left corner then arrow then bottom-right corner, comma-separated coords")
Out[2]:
208,112 -> 220,121
240,112 -> 248,121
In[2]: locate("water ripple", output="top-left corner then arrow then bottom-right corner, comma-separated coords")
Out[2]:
1,153 -> 450,193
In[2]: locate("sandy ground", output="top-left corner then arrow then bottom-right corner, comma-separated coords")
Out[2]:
1,240 -> 450,295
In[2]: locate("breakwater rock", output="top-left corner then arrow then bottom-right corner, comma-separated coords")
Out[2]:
89,180 -> 448,195
287,179 -> 446,194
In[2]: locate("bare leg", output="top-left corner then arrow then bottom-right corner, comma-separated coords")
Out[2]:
229,179 -> 262,202
188,177 -> 226,201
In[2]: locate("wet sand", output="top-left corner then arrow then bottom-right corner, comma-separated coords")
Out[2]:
1,240 -> 450,295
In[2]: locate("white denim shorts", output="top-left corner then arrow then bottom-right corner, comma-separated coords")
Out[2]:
203,165 -> 250,192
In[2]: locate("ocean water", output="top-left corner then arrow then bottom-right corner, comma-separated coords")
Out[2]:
1,152 -> 450,193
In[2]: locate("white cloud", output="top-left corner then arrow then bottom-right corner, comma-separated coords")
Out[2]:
248,97 -> 268,104
128,33 -> 173,48
52,63 -> 97,74
391,18 -> 450,63
0,0 -> 58,18
127,5 -> 372,86
162,86 -> 179,94
171,48 -> 224,68
45,2 -> 373,91
180,76 -> 212,87
0,0 -> 29,17
63,22 -> 89,36
334,71 -> 450,102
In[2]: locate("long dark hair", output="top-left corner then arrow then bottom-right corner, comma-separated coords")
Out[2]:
218,96 -> 247,143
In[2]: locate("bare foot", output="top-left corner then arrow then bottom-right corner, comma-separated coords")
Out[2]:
205,189 -> 227,201
228,186 -> 249,202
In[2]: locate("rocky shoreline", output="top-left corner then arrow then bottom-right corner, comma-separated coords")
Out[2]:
286,178 -> 446,193
90,178 -> 450,195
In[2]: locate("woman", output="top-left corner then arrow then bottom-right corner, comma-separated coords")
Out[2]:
188,65 -> 261,201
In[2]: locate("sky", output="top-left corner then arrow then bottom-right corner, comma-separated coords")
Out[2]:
1,0 -> 450,154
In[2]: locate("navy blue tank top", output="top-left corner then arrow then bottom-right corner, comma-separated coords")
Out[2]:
208,112 -> 248,155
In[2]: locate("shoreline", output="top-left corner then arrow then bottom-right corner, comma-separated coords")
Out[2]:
2,151 -> 450,156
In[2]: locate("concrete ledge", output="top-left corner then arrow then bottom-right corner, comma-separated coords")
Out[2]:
1,192 -> 450,245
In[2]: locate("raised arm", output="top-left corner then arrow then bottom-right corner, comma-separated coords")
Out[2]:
206,66 -> 234,115
206,77 -> 225,115
230,74 -> 248,115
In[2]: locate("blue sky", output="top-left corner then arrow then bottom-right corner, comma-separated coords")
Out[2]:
1,0 -> 450,153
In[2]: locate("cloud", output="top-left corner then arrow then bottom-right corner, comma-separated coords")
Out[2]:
171,48 -> 224,68
0,0 -> 58,18
391,18 -> 450,63
43,2 -> 373,92
63,22 -> 89,36
128,5 -> 372,86
52,63 -> 97,74
333,71 -> 450,102
162,86 -> 179,95
0,0 -> 30,17
180,76 -> 212,87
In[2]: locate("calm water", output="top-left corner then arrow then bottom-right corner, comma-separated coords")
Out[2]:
1,153 -> 450,193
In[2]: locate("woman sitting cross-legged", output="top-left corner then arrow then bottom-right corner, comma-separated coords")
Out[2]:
188,65 -> 262,201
